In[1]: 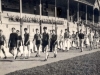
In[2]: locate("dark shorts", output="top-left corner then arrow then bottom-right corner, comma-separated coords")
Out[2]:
42,41 -> 48,47
10,43 -> 17,48
17,48 -> 20,52
36,40 -> 41,45
9,47 -> 16,52
18,42 -> 21,46
24,41 -> 30,46
0,41 -> 4,46
51,41 -> 57,48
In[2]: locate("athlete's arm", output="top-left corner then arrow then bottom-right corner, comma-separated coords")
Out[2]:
8,34 -> 11,47
33,34 -> 36,41
16,34 -> 19,48
4,35 -> 7,48
26,34 -> 30,44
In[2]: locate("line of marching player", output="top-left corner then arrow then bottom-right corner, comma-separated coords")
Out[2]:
0,27 -> 57,61
0,27 -> 100,61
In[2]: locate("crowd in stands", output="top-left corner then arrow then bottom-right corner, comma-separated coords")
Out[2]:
7,14 -> 64,25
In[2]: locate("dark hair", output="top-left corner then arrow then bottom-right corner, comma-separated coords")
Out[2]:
12,27 -> 15,30
16,30 -> 19,32
80,29 -> 82,31
36,28 -> 38,31
0,29 -> 2,32
52,29 -> 55,31
43,27 -> 47,29
24,28 -> 27,30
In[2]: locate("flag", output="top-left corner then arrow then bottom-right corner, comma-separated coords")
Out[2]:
94,0 -> 99,10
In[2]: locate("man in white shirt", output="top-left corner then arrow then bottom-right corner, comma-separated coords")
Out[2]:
88,30 -> 94,50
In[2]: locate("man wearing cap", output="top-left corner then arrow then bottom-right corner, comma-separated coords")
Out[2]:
42,27 -> 49,61
8,27 -> 18,60
0,29 -> 7,59
23,28 -> 30,59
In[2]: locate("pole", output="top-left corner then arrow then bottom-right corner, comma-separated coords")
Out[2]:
20,0 -> 22,36
55,0 -> 57,34
93,7 -> 94,25
98,9 -> 100,26
67,0 -> 69,32
77,2 -> 79,22
40,0 -> 42,34
77,2 -> 79,32
0,0 -> 2,25
86,5 -> 87,34
86,5 -> 87,24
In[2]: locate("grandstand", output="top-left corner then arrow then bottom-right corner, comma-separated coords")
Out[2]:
0,0 -> 100,40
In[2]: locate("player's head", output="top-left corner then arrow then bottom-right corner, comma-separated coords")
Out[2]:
80,29 -> 82,33
0,29 -> 3,35
50,30 -> 52,33
96,31 -> 98,34
12,27 -> 16,33
73,31 -> 75,34
52,29 -> 55,34
36,28 -> 39,33
65,29 -> 67,32
76,32 -> 78,35
24,28 -> 28,33
83,31 -> 86,34
16,30 -> 20,35
43,27 -> 47,32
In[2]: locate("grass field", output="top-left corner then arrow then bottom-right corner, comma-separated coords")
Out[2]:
6,51 -> 100,75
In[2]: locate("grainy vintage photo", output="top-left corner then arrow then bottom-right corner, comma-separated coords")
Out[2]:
0,0 -> 100,75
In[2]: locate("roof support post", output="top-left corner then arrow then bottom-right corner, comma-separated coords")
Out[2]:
55,0 -> 57,34
93,7 -> 94,25
20,0 -> 23,36
67,0 -> 69,32
40,0 -> 42,34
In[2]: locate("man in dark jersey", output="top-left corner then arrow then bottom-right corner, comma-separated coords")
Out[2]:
8,27 -> 18,59
33,28 -> 41,57
78,29 -> 84,52
42,27 -> 49,61
16,30 -> 23,58
24,28 -> 30,59
0,29 -> 7,59
51,29 -> 58,58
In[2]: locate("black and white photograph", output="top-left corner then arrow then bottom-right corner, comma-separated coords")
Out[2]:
0,0 -> 100,75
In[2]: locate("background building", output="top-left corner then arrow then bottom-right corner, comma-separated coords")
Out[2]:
0,0 -> 100,40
